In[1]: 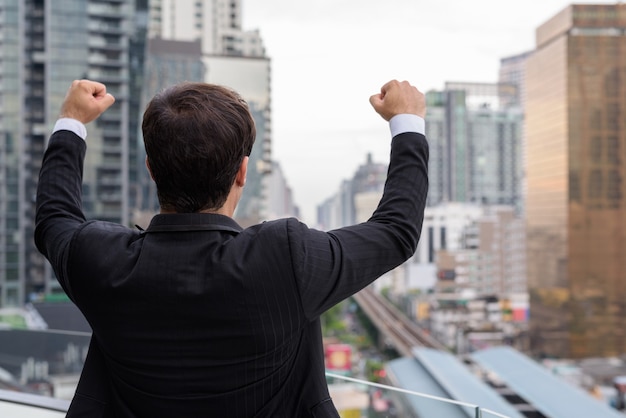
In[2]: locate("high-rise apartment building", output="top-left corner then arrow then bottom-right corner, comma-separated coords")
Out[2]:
266,161 -> 299,220
0,0 -> 143,307
147,0 -> 271,226
499,52 -> 532,110
425,82 -> 523,212
150,0 -> 264,57
499,52 -> 532,216
317,153 -> 387,230
526,4 -> 626,358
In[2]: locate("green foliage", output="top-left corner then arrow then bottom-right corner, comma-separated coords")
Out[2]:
364,358 -> 386,383
322,302 -> 346,337
322,300 -> 373,349
0,314 -> 26,329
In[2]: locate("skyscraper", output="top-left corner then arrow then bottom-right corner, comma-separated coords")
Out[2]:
0,0 -> 143,307
499,51 -> 532,216
526,4 -> 626,358
425,82 -> 523,212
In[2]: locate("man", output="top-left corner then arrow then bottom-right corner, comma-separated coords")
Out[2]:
35,79 -> 428,417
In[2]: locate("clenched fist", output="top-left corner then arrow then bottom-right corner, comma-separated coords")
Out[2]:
60,79 -> 116,124
369,80 -> 425,121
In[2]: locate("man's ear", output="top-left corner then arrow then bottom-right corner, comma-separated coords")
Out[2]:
145,157 -> 155,181
236,156 -> 249,187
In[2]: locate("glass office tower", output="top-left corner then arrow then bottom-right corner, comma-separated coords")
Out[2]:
526,4 -> 626,358
0,0 -> 140,306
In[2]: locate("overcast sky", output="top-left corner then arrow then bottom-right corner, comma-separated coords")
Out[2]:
243,0 -> 612,224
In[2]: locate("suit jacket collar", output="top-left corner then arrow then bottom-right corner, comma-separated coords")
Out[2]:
144,213 -> 243,235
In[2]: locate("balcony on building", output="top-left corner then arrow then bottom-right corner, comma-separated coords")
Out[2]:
86,4 -> 124,19
87,21 -> 125,36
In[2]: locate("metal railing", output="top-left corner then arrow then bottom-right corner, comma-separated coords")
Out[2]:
326,372 -> 513,418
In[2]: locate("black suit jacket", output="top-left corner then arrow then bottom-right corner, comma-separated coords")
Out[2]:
35,129 -> 428,417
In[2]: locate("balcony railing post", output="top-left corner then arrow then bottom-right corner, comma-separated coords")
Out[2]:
475,406 -> 483,418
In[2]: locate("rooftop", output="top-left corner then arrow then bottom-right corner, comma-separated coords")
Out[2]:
471,346 -> 624,418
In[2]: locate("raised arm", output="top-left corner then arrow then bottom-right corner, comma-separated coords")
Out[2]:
34,80 -> 115,289
292,80 -> 429,318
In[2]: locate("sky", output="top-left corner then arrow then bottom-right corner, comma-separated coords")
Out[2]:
242,0 -> 613,224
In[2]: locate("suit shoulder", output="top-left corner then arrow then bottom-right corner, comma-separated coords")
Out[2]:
241,217 -> 312,246
242,217 -> 292,236
74,220 -> 143,250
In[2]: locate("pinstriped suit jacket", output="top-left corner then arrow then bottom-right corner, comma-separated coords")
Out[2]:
35,129 -> 428,417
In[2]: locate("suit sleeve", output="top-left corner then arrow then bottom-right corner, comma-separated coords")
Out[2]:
290,132 -> 429,320
34,130 -> 88,299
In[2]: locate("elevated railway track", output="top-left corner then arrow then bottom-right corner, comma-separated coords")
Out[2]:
353,287 -> 448,356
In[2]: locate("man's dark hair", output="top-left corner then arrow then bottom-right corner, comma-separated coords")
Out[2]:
142,82 -> 256,213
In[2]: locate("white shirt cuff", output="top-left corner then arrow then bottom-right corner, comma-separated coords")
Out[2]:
389,114 -> 425,137
53,118 -> 87,140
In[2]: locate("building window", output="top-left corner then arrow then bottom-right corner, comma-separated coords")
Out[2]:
570,171 -> 581,202
588,170 -> 603,199
606,103 -> 620,131
606,169 -> 622,204
607,136 -> 620,165
428,226 -> 434,263
590,136 -> 602,164
440,226 -> 447,250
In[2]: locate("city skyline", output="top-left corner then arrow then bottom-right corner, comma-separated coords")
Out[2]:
1,2 -> 626,412
243,0 -> 614,224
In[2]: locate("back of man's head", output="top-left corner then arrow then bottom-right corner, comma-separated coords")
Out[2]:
142,82 -> 256,213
